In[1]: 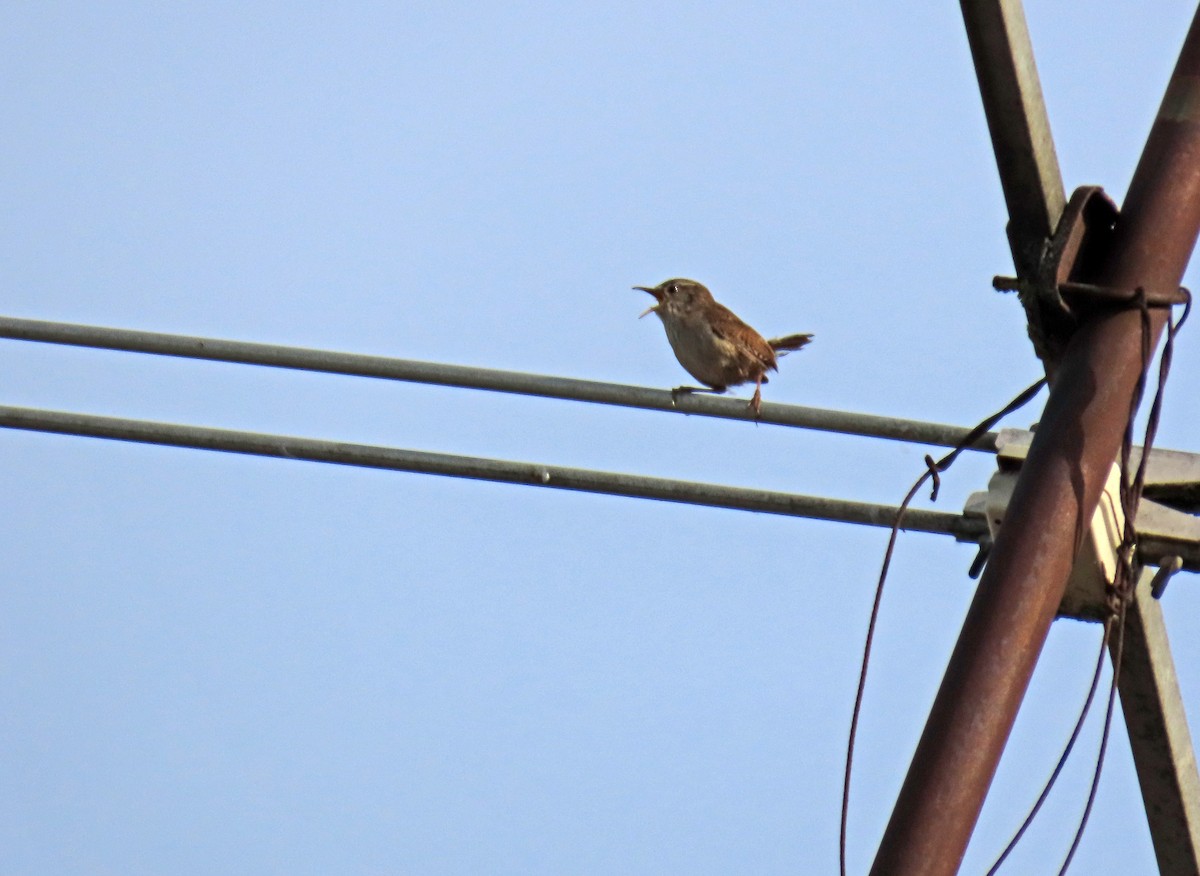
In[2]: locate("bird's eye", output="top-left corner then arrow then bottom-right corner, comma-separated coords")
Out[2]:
668,283 -> 679,295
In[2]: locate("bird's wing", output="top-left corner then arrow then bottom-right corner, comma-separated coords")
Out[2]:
708,303 -> 777,370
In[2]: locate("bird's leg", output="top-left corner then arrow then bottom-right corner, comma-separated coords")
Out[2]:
748,375 -> 764,418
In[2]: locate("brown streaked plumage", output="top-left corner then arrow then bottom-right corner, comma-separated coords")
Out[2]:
634,278 -> 812,415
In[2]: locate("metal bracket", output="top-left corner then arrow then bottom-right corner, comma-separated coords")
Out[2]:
995,183 -> 1189,374
962,428 -> 1200,619
995,185 -> 1120,375
994,277 -> 1192,311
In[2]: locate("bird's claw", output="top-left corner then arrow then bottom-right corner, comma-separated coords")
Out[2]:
748,383 -> 763,420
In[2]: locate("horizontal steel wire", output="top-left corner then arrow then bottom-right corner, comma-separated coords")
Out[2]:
0,315 -> 999,450
0,404 -> 988,538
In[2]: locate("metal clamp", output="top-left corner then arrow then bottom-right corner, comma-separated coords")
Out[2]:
961,429 -> 1200,619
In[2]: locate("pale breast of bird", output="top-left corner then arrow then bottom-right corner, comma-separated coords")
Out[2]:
661,312 -> 748,389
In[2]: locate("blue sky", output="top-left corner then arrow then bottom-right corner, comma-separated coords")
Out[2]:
3,3 -> 1199,873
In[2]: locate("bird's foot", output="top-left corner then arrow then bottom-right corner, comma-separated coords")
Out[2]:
748,384 -> 763,420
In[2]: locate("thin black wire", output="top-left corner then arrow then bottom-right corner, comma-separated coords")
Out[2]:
1057,605 -> 1127,875
1057,289 -> 1190,875
980,290 -> 1190,874
992,295 -> 1152,875
839,378 -> 1046,876
983,625 -> 1111,875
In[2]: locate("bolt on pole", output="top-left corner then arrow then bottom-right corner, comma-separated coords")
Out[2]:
870,9 -> 1200,876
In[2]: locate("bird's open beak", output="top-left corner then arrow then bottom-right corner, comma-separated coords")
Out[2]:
633,285 -> 661,318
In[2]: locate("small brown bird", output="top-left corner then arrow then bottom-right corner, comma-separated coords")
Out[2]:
635,278 -> 812,415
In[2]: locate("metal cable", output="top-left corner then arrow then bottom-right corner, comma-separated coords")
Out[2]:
0,315 -> 1000,450
1056,289 -> 1190,874
0,404 -> 990,537
839,378 -> 1047,876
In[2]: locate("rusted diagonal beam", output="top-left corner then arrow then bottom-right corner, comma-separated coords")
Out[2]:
871,9 -> 1200,875
960,0 -> 1066,276
1116,568 -> 1200,875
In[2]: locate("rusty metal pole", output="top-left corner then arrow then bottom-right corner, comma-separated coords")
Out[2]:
870,10 -> 1200,875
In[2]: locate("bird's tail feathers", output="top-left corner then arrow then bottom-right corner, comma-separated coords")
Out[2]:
768,333 -> 814,355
